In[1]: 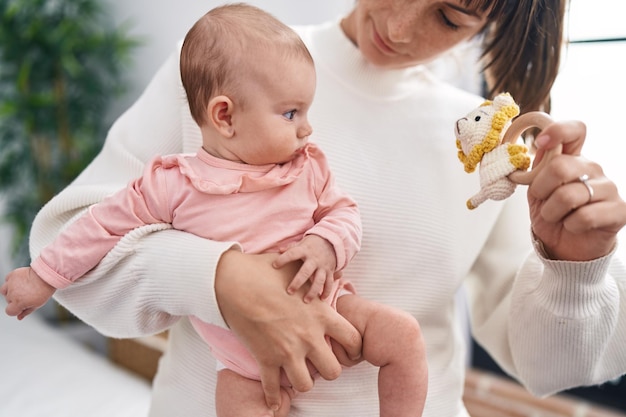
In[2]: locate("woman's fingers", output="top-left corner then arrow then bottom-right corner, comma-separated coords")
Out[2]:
530,156 -> 602,209
323,303 -> 363,362
528,138 -> 626,260
258,366 -> 285,411
536,172 -> 614,224
534,120 -> 587,160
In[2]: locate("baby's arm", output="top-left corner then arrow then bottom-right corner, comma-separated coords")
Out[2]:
1,267 -> 55,320
274,145 -> 362,302
0,164 -> 171,320
30,159 -> 172,289
273,235 -> 337,302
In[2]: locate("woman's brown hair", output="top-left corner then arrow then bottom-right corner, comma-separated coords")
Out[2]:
467,0 -> 567,115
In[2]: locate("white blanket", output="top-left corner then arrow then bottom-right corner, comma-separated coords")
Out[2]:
0,302 -> 151,417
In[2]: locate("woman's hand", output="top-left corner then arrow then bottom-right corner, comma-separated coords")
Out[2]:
528,120 -> 626,260
215,250 -> 363,412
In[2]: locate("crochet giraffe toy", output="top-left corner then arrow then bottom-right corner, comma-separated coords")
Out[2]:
454,92 -> 560,210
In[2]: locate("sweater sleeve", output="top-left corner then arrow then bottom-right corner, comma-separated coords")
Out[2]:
28,44 -> 236,338
465,190 -> 626,397
31,158 -> 176,288
305,146 -> 362,270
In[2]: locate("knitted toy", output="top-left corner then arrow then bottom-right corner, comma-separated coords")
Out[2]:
454,92 -> 557,210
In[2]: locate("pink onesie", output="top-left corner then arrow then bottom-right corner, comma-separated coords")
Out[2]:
31,143 -> 361,383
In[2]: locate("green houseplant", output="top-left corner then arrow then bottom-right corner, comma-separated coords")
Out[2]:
0,0 -> 139,264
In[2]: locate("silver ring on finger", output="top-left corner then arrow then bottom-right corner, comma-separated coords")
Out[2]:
577,174 -> 594,204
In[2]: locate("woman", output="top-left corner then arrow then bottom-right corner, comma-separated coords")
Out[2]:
20,0 -> 626,416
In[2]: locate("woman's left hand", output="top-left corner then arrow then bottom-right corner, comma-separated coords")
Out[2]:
527,120 -> 626,261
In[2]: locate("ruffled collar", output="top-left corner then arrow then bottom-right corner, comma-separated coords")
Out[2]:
161,144 -> 312,195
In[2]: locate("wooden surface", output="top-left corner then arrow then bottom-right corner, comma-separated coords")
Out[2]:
108,332 -> 167,381
464,368 -> 626,417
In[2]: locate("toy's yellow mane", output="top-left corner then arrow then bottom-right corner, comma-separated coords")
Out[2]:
457,100 -> 519,173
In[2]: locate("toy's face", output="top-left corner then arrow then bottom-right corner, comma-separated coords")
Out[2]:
455,106 -> 494,156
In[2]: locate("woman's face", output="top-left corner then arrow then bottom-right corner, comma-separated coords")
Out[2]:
342,0 -> 491,69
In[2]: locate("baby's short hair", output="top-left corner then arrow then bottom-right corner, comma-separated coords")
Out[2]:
180,3 -> 313,126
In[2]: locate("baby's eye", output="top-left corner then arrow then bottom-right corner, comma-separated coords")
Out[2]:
283,110 -> 297,120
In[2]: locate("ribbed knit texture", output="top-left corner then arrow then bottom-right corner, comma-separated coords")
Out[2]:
29,20 -> 626,417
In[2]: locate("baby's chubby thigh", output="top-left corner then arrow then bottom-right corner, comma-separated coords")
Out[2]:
335,292 -> 424,368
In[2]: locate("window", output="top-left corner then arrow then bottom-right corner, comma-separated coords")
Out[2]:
551,1 -> 626,192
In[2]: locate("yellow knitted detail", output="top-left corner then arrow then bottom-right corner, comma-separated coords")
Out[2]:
466,199 -> 476,210
456,139 -> 468,167
507,144 -> 531,170
462,103 -> 519,173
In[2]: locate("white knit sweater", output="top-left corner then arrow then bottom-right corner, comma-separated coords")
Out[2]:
30,20 -> 626,417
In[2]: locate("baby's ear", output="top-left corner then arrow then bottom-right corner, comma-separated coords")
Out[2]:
208,95 -> 234,137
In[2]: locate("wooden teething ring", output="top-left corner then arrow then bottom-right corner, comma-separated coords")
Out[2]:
501,111 -> 562,185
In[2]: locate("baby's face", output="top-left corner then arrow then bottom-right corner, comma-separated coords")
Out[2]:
228,55 -> 316,165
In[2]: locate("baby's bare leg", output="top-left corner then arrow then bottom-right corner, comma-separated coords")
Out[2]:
337,294 -> 428,417
215,368 -> 291,417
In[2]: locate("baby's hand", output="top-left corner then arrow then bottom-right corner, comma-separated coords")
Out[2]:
273,235 -> 336,303
1,267 -> 55,320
